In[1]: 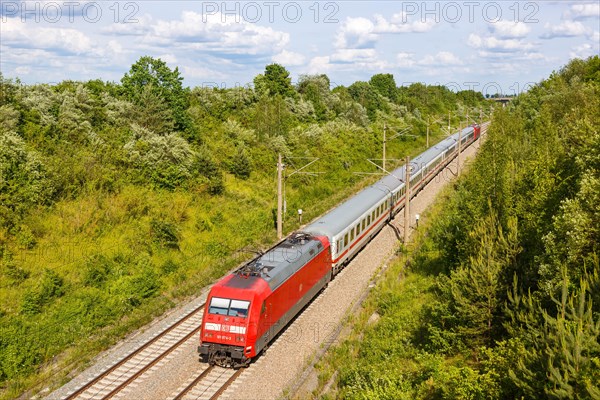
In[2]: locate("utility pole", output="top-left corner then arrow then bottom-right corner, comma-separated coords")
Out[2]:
382,123 -> 387,174
404,156 -> 411,244
277,153 -> 283,239
276,155 -> 321,238
426,117 -> 429,147
457,124 -> 462,177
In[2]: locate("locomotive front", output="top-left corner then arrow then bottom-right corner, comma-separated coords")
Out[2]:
198,274 -> 268,368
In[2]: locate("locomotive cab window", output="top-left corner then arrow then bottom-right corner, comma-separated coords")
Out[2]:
209,297 -> 250,318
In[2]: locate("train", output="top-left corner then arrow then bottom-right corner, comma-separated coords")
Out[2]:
198,124 -> 481,368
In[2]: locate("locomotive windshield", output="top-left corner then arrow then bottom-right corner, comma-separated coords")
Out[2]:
209,297 -> 250,318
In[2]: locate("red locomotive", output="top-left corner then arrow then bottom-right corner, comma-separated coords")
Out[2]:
198,232 -> 330,367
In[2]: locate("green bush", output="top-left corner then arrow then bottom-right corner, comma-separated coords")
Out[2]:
20,269 -> 65,315
82,254 -> 113,288
150,218 -> 180,249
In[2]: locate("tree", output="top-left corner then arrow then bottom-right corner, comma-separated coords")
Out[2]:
447,214 -> 520,347
0,131 -> 51,227
506,273 -> 600,399
297,74 -> 333,121
121,56 -> 192,133
130,84 -> 175,135
253,63 -> 296,98
124,124 -> 195,189
347,81 -> 389,121
369,73 -> 397,102
229,147 -> 251,179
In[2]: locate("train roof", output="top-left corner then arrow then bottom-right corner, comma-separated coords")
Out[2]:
303,127 -> 472,239
233,233 -> 326,291
303,183 -> 391,238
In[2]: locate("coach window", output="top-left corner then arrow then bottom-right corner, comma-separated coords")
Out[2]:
344,233 -> 349,247
367,215 -> 371,225
362,219 -> 366,230
356,223 -> 360,235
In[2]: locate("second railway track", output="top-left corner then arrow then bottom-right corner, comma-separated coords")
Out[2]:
63,301 -> 206,400
172,366 -> 244,400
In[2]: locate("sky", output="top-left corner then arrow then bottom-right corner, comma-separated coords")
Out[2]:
1,1 -> 599,95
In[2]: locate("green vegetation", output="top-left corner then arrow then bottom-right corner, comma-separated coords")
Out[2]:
0,61 -> 486,398
317,56 -> 599,399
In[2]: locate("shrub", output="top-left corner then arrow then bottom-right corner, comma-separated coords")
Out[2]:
82,254 -> 113,288
150,218 -> 180,249
20,269 -> 65,315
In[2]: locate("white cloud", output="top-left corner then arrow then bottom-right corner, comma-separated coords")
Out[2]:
181,65 -> 227,80
115,11 -> 290,56
158,54 -> 178,65
15,66 -> 31,75
565,3 -> 600,19
150,11 -> 289,54
489,21 -> 531,39
330,49 -> 378,64
102,14 -> 155,36
373,13 -> 435,34
334,13 -> 435,50
304,48 -> 390,75
106,40 -> 124,55
541,20 -> 589,38
334,17 -> 377,49
272,50 -> 306,66
396,52 -> 416,68
468,33 -> 535,53
419,51 -> 463,66
569,43 -> 595,59
306,56 -> 333,74
1,18 -> 93,55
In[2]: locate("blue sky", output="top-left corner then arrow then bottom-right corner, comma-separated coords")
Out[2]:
1,1 -> 598,95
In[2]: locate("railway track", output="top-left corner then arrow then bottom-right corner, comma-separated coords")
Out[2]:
172,366 -> 244,400
63,301 -> 206,400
